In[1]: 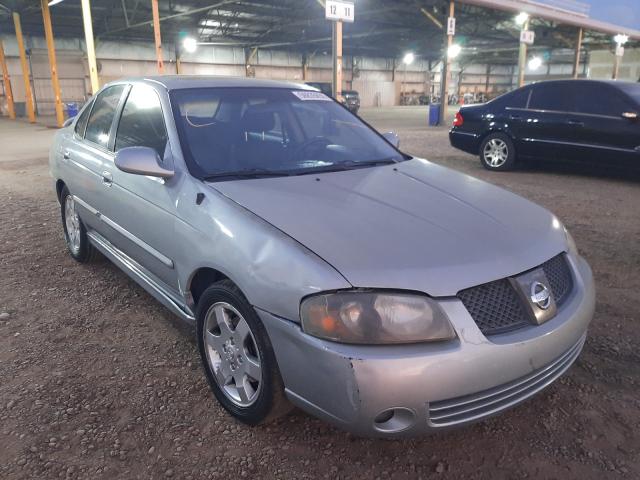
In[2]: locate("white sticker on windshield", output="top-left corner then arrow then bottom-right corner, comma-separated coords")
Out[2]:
292,90 -> 332,101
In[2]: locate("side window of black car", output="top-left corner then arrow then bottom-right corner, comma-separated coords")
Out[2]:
529,84 -> 575,112
573,84 -> 630,117
505,88 -> 530,109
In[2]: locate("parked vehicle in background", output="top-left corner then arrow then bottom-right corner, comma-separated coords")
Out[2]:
450,80 -> 640,171
305,82 -> 359,113
342,90 -> 360,114
305,81 -> 333,97
50,76 -> 594,437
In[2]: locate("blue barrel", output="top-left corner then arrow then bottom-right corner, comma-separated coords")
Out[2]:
429,103 -> 441,126
66,103 -> 79,118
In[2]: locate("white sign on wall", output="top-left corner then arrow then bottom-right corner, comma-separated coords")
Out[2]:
325,0 -> 355,23
520,30 -> 535,45
447,17 -> 456,36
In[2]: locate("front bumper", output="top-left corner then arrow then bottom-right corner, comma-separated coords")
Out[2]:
258,254 -> 595,437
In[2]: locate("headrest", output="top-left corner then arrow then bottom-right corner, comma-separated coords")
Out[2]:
241,105 -> 276,132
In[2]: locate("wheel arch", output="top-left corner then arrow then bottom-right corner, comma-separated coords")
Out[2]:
55,179 -> 67,202
478,127 -> 516,148
187,267 -> 237,308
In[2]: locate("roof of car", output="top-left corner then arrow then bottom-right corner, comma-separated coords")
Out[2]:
529,79 -> 640,90
125,75 -> 316,91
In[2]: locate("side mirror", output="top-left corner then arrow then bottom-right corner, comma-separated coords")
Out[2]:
115,146 -> 174,179
382,131 -> 400,148
622,112 -> 638,121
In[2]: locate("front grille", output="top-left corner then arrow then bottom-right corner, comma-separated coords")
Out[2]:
458,254 -> 574,336
428,334 -> 585,427
458,280 -> 530,335
541,254 -> 573,306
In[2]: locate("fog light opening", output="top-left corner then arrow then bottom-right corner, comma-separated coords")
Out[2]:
373,407 -> 416,433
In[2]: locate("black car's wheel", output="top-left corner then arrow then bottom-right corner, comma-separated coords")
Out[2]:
196,280 -> 291,425
60,186 -> 98,263
479,133 -> 516,171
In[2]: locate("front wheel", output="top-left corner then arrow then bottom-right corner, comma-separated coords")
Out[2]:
60,186 -> 97,263
479,133 -> 516,171
196,280 -> 291,424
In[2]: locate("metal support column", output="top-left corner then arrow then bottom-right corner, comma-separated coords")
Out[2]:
572,27 -> 583,79
13,12 -> 36,123
612,54 -> 621,80
81,0 -> 100,94
151,0 -> 165,74
517,18 -> 529,88
302,52 -> 308,81
175,43 -> 181,74
0,40 -> 16,119
41,0 -> 65,127
332,20 -> 342,100
438,0 -> 454,125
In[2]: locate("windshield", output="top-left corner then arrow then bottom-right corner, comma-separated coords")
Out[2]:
170,87 -> 404,179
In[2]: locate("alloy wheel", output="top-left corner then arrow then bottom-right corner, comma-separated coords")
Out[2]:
203,302 -> 262,407
64,195 -> 81,253
483,138 -> 509,168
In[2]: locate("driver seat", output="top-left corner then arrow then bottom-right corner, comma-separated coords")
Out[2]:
232,105 -> 285,169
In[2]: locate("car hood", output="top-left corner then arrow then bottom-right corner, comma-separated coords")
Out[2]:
209,159 -> 567,297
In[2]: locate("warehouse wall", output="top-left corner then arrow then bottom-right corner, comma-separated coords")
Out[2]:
0,34 -> 434,113
1,33 -> 599,117
588,48 -> 640,81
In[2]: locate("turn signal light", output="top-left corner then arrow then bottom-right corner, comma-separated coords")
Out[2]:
453,111 -> 464,127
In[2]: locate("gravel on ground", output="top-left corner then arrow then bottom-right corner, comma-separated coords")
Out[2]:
0,114 -> 638,479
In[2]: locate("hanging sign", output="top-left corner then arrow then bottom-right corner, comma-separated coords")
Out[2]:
447,17 -> 456,36
325,1 -> 355,23
520,30 -> 535,45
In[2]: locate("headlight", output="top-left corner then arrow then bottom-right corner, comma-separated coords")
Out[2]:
564,226 -> 578,256
300,291 -> 456,344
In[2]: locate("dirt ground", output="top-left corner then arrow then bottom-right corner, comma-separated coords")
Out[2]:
1,112 -> 639,479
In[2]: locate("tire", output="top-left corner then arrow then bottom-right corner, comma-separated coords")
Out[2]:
479,133 -> 516,171
60,186 -> 98,263
196,279 -> 291,425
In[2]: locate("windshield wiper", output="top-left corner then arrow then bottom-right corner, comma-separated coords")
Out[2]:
203,168 -> 291,181
291,158 -> 398,176
339,158 -> 399,168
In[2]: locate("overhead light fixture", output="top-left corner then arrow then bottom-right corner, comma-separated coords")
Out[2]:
183,37 -> 198,53
515,12 -> 529,26
528,56 -> 543,71
614,34 -> 629,45
447,44 -> 462,59
403,52 -> 415,65
48,0 -> 65,5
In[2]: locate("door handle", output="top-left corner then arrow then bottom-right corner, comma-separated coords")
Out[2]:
567,119 -> 584,127
62,150 -> 70,160
509,114 -> 522,120
102,171 -> 113,187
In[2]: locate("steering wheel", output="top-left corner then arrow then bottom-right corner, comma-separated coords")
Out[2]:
290,136 -> 331,160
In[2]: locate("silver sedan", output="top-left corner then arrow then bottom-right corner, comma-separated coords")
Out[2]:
49,76 -> 595,437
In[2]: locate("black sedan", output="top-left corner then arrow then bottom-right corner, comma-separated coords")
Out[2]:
449,80 -> 640,171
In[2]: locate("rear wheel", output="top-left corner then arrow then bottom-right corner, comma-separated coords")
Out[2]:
479,133 -> 516,171
196,280 -> 291,424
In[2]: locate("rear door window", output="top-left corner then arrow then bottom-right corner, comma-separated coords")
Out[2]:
74,99 -> 94,138
115,85 -> 168,156
84,85 -> 126,149
572,83 -> 631,117
529,83 -> 575,112
505,88 -> 530,108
